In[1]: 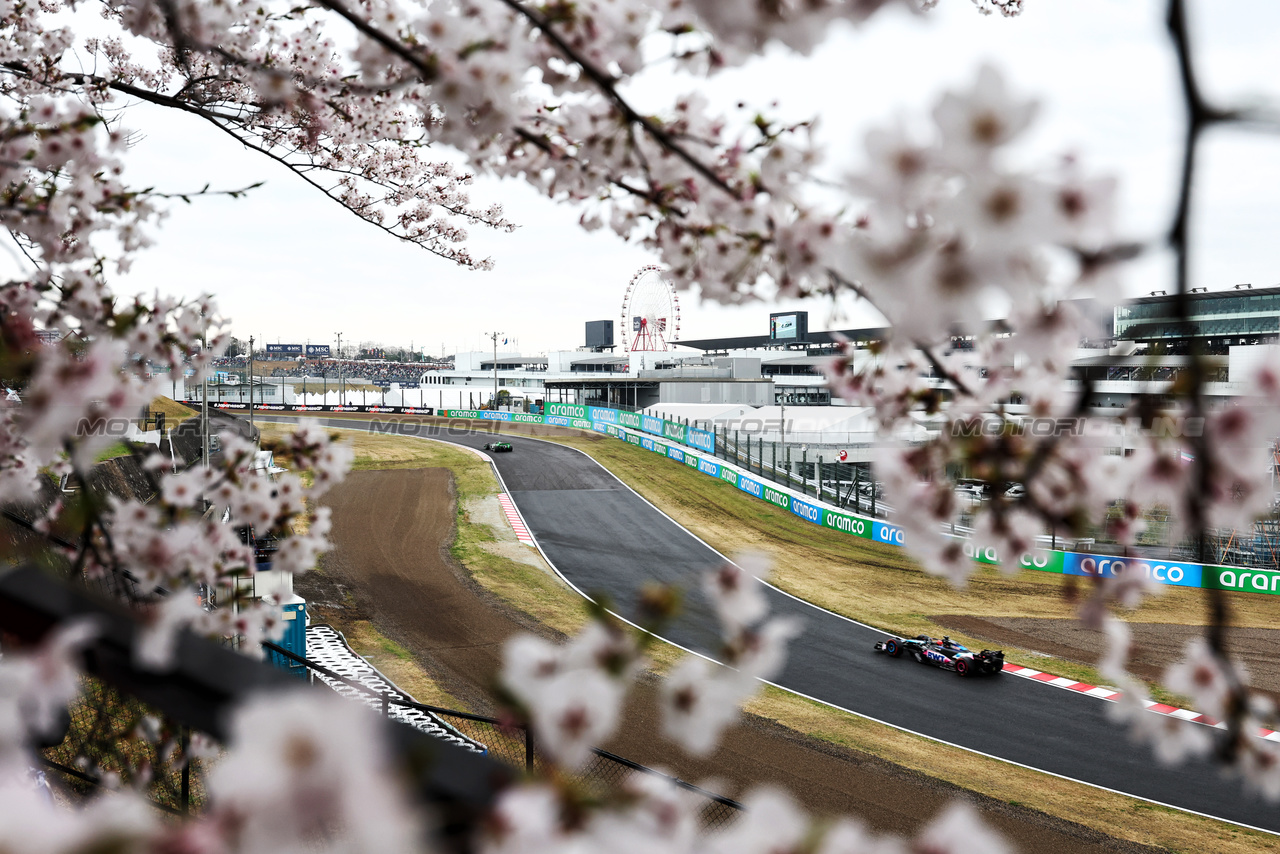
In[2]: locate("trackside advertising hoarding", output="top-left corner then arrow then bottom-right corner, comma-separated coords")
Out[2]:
545,403 -> 586,419
686,427 -> 716,453
737,475 -> 764,499
1062,552 -> 1202,588
239,400 -> 1279,600
189,401 -> 434,415
1206,566 -> 1280,596
824,508 -> 871,539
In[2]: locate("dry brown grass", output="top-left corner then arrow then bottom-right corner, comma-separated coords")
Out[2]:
743,687 -> 1278,853
149,396 -> 197,423
537,432 -> 1279,680
524,428 -> 1280,854
338,620 -> 470,711
267,413 -> 1280,852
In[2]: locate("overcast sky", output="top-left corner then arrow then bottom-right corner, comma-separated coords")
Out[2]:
19,0 -> 1280,355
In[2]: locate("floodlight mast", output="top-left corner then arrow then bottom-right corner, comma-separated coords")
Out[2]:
248,335 -> 254,438
336,332 -> 344,404
488,331 -> 503,411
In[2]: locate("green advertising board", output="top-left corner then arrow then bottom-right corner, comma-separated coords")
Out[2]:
1205,565 -> 1280,596
546,402 -> 587,419
761,484 -> 791,510
822,509 -> 871,539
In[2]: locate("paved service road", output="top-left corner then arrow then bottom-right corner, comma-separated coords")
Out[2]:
264,416 -> 1280,833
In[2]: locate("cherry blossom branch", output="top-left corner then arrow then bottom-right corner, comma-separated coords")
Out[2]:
491,0 -> 742,200
1165,0 -> 1254,751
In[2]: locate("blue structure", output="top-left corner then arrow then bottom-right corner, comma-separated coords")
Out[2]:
267,598 -> 309,679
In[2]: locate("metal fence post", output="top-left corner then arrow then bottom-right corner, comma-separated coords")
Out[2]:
772,442 -> 777,482
180,726 -> 190,814
801,448 -> 807,494
757,438 -> 763,475
734,430 -> 740,466
817,456 -> 823,498
786,445 -> 791,487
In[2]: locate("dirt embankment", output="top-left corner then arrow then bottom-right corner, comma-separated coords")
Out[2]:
305,467 -> 1164,854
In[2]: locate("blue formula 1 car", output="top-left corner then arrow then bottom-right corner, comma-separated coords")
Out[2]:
874,634 -> 1004,677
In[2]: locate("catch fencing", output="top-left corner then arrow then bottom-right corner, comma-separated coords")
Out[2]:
201,399 -> 1280,597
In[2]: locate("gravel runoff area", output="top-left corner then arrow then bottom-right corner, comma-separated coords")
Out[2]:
302,466 -> 1167,853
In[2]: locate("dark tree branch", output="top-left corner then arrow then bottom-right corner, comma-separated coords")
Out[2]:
492,0 -> 740,201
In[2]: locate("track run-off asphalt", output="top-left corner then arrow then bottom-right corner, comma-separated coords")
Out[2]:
260,414 -> 1280,835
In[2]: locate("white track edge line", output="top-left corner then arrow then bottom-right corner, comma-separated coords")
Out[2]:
259,414 -> 1277,835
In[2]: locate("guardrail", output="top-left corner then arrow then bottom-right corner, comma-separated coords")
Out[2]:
0,565 -> 505,849
438,403 -> 1280,599
263,636 -> 742,830
0,566 -> 741,835
210,400 -> 1280,598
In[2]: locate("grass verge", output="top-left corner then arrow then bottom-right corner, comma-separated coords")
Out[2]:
257,422 -> 598,700
265,415 -> 1280,853
483,421 -> 1280,853
149,396 -> 198,424
93,441 -> 134,463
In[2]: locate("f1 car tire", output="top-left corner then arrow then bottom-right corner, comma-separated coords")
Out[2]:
885,639 -> 901,658
955,659 -> 970,677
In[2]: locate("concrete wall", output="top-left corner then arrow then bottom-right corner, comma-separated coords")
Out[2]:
658,381 -> 773,406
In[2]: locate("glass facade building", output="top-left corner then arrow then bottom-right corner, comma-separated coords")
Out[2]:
1114,287 -> 1280,344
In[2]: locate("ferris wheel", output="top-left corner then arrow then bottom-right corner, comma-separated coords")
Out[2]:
621,265 -> 681,352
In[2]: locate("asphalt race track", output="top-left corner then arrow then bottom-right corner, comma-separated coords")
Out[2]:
262,415 -> 1280,833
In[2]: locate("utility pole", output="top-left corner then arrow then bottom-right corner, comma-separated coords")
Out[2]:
488,331 -> 502,410
336,331 -> 344,405
248,335 -> 255,438
201,324 -> 209,470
